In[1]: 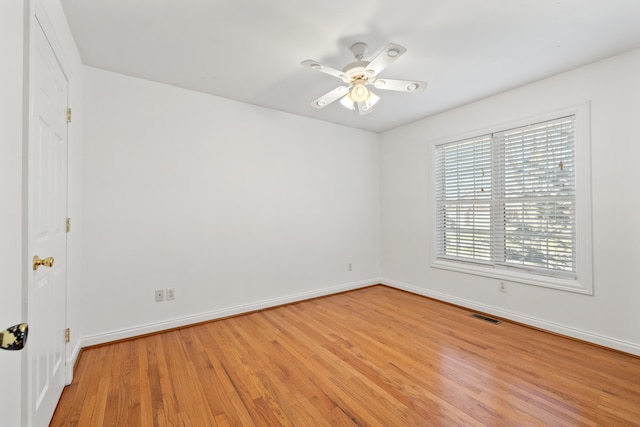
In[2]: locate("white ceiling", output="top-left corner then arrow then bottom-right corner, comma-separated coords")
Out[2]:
60,0 -> 640,133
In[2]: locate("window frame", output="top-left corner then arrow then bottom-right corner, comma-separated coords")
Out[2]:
430,103 -> 593,294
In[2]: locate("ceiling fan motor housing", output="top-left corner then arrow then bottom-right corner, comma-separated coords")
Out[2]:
350,42 -> 368,60
342,60 -> 370,82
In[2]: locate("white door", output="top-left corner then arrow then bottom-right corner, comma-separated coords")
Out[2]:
27,18 -> 68,427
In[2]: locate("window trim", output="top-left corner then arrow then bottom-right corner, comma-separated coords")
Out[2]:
429,103 -> 593,294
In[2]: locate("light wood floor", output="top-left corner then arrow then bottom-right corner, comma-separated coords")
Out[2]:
51,285 -> 640,426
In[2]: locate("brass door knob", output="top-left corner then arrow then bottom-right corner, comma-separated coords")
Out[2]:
33,255 -> 54,270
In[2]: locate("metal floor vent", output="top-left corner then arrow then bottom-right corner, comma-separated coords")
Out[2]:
470,313 -> 502,324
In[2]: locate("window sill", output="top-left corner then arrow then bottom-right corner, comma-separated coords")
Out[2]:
431,258 -> 593,295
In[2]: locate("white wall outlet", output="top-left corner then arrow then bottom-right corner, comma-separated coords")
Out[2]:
499,282 -> 507,293
166,288 -> 175,301
155,289 -> 165,302
348,263 -> 352,271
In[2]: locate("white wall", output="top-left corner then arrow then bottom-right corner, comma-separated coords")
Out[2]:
0,2 -> 26,425
81,67 -> 381,344
380,49 -> 640,355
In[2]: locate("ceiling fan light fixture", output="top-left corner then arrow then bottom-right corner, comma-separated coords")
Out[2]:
369,91 -> 380,105
350,82 -> 369,102
364,91 -> 380,110
339,95 -> 355,110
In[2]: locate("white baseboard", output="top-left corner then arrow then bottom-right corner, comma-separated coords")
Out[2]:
381,278 -> 640,357
65,338 -> 83,384
80,278 -> 380,348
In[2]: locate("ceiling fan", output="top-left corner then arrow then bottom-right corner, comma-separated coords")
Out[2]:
301,42 -> 427,115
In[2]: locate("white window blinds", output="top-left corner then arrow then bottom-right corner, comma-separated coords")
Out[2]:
435,135 -> 492,263
493,117 -> 576,277
435,115 -> 577,279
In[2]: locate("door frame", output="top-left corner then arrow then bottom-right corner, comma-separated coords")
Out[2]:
0,1 -> 27,426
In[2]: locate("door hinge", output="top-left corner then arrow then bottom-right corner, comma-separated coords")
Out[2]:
66,217 -> 71,233
65,328 -> 70,343
66,107 -> 72,123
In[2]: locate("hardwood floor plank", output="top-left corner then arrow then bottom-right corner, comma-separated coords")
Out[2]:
51,285 -> 640,426
265,302 -> 481,426
234,314 -> 337,426
194,327 -> 256,425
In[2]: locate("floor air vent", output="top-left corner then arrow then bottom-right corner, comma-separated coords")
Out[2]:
470,313 -> 502,324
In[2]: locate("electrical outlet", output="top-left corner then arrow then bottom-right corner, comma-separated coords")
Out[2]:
348,263 -> 353,271
155,289 -> 165,302
166,288 -> 175,301
499,282 -> 507,293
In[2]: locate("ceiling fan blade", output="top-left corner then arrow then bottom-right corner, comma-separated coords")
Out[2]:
363,43 -> 407,77
373,78 -> 428,93
310,86 -> 350,109
301,60 -> 347,80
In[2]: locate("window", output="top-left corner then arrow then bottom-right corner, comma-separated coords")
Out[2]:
433,106 -> 592,293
